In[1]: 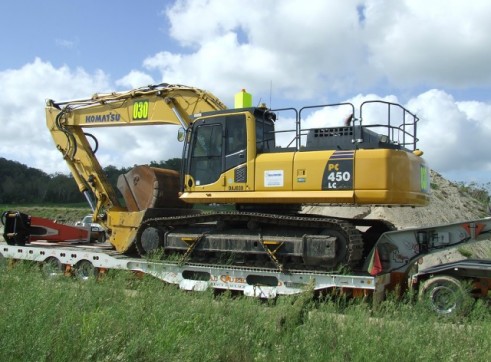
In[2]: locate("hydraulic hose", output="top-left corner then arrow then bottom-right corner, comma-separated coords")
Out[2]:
54,109 -> 77,159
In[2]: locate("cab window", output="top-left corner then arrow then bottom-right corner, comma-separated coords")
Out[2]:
225,116 -> 246,170
256,118 -> 275,152
189,123 -> 223,185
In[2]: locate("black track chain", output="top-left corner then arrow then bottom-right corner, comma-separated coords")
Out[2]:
140,211 -> 364,269
304,213 -> 396,230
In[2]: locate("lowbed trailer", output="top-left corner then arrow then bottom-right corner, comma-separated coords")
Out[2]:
1,213 -> 491,315
0,241 -> 380,299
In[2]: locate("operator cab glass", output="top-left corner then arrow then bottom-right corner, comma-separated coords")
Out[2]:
225,115 -> 247,170
255,116 -> 275,153
185,108 -> 278,187
189,123 -> 223,185
187,114 -> 247,186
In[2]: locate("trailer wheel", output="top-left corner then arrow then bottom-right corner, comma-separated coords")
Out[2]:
74,260 -> 98,281
42,257 -> 64,278
419,275 -> 472,316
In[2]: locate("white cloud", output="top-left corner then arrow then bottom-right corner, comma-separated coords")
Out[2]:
147,0 -> 491,101
0,59 -> 185,175
364,0 -> 491,88
115,70 -> 156,90
91,125 -> 183,168
149,0 -> 367,101
2,0 -> 491,184
0,58 -> 111,174
456,101 -> 491,131
55,38 -> 77,50
407,90 -> 491,174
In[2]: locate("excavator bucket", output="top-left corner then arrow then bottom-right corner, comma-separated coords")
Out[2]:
117,165 -> 190,212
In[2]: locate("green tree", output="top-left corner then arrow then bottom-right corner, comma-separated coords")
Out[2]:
0,157 -> 184,204
45,173 -> 84,203
0,158 -> 50,203
149,158 -> 182,172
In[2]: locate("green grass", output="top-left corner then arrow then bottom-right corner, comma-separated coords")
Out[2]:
0,204 -> 91,224
0,263 -> 490,362
2,205 -> 491,361
458,246 -> 474,258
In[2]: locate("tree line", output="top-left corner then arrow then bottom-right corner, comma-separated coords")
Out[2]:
0,157 -> 181,204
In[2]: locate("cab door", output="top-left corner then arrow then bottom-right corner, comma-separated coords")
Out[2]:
185,113 -> 251,194
187,120 -> 224,188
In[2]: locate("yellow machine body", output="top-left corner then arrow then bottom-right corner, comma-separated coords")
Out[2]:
180,109 -> 429,206
45,84 -> 429,254
182,146 -> 427,205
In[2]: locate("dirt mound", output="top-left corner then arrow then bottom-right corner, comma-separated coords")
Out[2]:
304,170 -> 491,267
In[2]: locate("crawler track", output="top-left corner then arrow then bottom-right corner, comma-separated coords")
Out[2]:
137,211 -> 368,271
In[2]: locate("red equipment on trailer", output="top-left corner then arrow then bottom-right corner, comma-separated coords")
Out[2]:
1,211 -> 91,244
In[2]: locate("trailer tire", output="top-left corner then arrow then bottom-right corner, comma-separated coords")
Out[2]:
42,257 -> 64,278
419,275 -> 472,316
74,260 -> 98,281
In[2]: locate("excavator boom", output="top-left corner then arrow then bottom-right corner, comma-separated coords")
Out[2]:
45,84 -> 227,252
45,83 -> 226,214
47,83 -> 226,128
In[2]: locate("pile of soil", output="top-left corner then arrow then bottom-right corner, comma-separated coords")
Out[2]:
303,170 -> 491,268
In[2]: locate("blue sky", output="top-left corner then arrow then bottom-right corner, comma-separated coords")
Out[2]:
0,1 -> 175,81
1,0 -> 491,185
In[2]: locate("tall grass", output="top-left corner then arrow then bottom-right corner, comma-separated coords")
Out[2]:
0,263 -> 490,362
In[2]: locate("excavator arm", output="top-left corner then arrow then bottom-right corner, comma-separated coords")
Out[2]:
45,83 -> 226,249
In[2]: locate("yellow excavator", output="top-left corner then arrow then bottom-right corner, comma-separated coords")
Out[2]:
45,83 -> 429,271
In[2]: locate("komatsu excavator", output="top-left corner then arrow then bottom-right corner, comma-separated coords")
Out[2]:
43,83 -> 429,271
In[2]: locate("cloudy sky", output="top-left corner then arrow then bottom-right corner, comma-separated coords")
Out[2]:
1,0 -> 491,184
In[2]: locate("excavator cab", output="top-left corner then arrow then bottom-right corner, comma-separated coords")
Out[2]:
183,108 -> 272,192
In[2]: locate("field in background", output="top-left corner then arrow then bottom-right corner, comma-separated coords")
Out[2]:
0,204 -> 90,225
